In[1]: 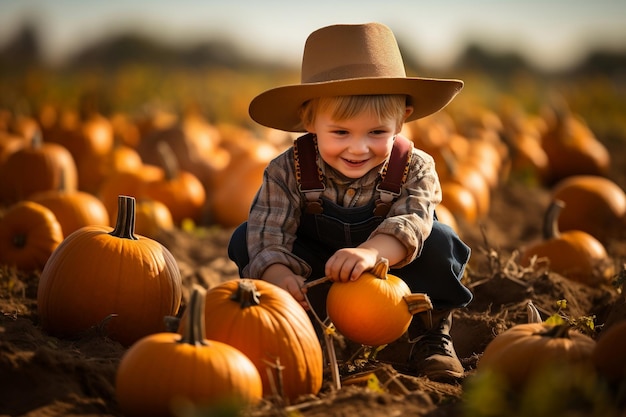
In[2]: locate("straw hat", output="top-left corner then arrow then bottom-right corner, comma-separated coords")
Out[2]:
249,22 -> 464,132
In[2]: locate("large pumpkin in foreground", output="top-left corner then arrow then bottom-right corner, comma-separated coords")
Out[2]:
327,259 -> 433,346
116,285 -> 262,417
179,278 -> 323,403
37,195 -> 182,346
477,322 -> 596,387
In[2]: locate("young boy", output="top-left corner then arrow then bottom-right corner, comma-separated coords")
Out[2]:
228,22 -> 473,381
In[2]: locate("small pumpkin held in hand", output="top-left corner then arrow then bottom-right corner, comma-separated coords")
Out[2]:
116,285 -> 262,417
477,322 -> 596,388
326,258 -> 433,346
37,195 -> 182,346
178,278 -> 323,402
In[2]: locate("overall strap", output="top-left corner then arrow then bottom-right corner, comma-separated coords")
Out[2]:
294,133 -> 325,213
294,133 -> 413,216
374,135 -> 413,216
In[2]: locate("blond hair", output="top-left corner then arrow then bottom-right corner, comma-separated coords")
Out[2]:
298,95 -> 408,132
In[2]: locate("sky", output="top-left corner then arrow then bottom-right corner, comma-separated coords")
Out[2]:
1,0 -> 625,71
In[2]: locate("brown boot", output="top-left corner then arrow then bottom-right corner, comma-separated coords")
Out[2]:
408,310 -> 464,382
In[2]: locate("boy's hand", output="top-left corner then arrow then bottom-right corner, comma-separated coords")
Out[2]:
325,247 -> 379,282
261,264 -> 309,310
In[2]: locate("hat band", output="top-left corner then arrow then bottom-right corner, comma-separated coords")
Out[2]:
304,63 -> 407,84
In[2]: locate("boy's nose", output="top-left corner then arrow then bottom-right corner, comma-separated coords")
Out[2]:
348,137 -> 369,153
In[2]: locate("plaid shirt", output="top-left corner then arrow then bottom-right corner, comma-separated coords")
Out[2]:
244,137 -> 442,279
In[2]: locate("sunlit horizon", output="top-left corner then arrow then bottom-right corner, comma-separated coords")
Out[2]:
1,0 -> 625,71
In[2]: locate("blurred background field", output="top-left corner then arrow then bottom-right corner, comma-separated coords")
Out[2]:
1,0 -> 625,140
2,3 -> 626,416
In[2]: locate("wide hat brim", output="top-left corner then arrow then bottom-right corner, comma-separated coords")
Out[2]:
249,77 -> 463,132
249,22 -> 464,132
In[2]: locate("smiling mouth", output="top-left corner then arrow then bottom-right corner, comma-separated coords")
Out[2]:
343,158 -> 368,166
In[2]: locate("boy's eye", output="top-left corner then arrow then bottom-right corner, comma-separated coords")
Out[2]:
332,130 -> 349,135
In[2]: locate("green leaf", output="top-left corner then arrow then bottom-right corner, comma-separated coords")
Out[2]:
544,314 -> 566,326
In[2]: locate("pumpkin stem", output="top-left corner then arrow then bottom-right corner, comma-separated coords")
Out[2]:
543,199 -> 566,240
404,293 -> 433,316
156,141 -> 179,181
231,279 -> 261,308
536,323 -> 572,339
12,233 -> 27,249
109,195 -> 139,240
31,129 -> 43,149
439,146 -> 458,177
370,258 -> 390,280
179,284 -> 209,346
57,165 -> 69,192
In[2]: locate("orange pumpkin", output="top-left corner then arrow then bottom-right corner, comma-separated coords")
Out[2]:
133,198 -> 174,239
461,136 -> 504,190
142,141 -> 206,225
116,285 -> 262,417
520,199 -> 615,286
0,201 -> 63,271
478,323 -> 596,387
46,110 -> 114,160
179,278 -> 323,402
9,114 -> 41,141
592,320 -> 626,384
440,181 -> 478,225
136,118 -> 227,192
508,128 -> 550,185
540,105 -> 610,185
28,177 -> 110,237
326,259 -> 433,346
0,131 -> 26,163
97,164 -> 164,225
37,195 -> 182,346
209,159 -> 266,228
0,132 -> 78,205
77,143 -> 143,194
435,204 -> 459,234
109,112 -> 142,148
551,175 -> 626,244
440,155 -> 491,218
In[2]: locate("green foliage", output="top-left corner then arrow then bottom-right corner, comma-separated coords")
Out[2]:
462,364 -> 619,417
545,299 -> 596,336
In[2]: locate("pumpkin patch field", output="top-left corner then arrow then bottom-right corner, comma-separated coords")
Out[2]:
1,65 -> 626,416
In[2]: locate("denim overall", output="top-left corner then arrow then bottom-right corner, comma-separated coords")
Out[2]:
228,134 -> 473,318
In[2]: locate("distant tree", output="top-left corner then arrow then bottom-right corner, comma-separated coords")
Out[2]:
0,22 -> 42,70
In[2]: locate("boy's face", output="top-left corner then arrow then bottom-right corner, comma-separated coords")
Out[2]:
307,108 -> 401,179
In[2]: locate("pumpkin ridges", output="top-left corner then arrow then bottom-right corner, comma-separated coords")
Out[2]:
520,199 -> 614,285
477,323 -> 596,387
0,201 -> 64,271
551,175 -> 626,243
0,132 -> 78,204
28,189 -> 110,237
191,278 -> 323,402
326,260 -> 423,347
116,284 -> 262,416
37,196 -> 182,346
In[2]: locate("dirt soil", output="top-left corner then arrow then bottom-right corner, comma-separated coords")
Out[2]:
2,159 -> 626,417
